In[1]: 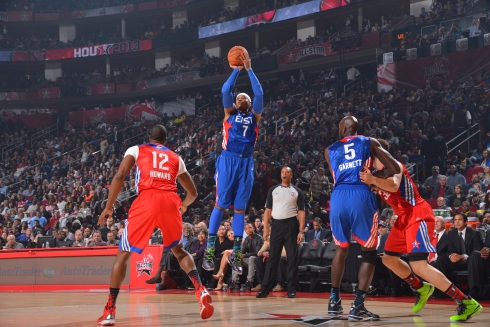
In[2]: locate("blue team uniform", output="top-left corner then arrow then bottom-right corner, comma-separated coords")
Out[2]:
215,110 -> 258,210
328,135 -> 378,248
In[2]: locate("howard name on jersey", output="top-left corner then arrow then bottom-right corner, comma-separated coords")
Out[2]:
125,143 -> 187,193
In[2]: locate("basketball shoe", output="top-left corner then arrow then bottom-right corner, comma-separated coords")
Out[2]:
196,287 -> 214,320
97,305 -> 116,326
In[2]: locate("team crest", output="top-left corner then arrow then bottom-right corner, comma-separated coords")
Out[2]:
136,254 -> 154,277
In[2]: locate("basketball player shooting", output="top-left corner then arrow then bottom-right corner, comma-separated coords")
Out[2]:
202,49 -> 264,277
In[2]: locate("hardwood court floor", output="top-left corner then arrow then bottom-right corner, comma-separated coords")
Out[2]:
0,290 -> 488,327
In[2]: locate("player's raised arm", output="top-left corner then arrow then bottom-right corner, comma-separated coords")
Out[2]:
241,52 -> 263,122
370,138 -> 401,177
222,67 -> 241,117
97,153 -> 135,226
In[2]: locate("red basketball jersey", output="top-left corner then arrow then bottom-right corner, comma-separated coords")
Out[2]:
376,163 -> 425,213
125,143 -> 186,193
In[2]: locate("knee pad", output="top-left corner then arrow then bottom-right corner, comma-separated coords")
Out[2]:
361,250 -> 377,265
408,252 -> 428,262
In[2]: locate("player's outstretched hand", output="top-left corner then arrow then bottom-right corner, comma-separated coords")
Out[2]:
98,208 -> 113,227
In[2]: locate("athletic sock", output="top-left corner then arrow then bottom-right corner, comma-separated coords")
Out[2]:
233,236 -> 243,253
232,212 -> 245,253
330,287 -> 341,301
207,234 -> 217,250
108,287 -> 119,308
353,289 -> 367,307
188,269 -> 204,292
404,272 -> 423,289
445,284 -> 468,302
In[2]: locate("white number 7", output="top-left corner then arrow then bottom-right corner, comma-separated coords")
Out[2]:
242,125 -> 248,136
344,143 -> 356,160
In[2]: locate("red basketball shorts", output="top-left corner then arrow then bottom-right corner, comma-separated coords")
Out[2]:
119,190 -> 182,253
384,201 -> 436,254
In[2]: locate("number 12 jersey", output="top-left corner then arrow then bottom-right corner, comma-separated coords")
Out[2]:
125,143 -> 187,193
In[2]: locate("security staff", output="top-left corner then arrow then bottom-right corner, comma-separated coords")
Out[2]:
256,166 -> 305,299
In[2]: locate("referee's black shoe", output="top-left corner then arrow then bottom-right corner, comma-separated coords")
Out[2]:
287,291 -> 296,298
256,290 -> 269,298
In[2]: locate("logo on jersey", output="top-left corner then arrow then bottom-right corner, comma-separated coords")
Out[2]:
136,254 -> 154,277
378,190 -> 392,201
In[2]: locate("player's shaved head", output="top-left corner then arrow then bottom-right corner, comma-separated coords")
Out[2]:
339,116 -> 358,138
149,125 -> 167,144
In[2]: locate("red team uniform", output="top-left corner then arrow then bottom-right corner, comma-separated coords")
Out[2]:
120,143 -> 187,253
377,163 -> 436,254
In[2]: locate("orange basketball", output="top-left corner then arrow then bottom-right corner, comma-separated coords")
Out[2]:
227,46 -> 248,66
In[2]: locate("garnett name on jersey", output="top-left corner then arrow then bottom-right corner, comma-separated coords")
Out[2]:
149,170 -> 172,180
338,159 -> 363,172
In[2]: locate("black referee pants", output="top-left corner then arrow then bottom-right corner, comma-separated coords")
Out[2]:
262,217 -> 299,293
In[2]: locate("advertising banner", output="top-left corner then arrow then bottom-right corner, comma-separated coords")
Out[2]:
1,114 -> 53,129
69,106 -> 126,127
279,32 -> 379,64
11,50 -> 46,61
45,39 -> 152,60
87,82 -> 116,95
136,71 -> 200,90
129,245 -> 163,289
126,102 -> 161,120
199,0 -> 348,39
0,256 -> 128,285
0,92 -> 23,101
0,11 -> 33,22
71,4 -> 134,19
25,87 -> 61,99
377,46 -> 490,92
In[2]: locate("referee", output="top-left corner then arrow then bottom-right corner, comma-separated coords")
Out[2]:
256,166 -> 305,298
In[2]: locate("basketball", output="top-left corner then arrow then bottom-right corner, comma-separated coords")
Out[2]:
227,46 -> 248,66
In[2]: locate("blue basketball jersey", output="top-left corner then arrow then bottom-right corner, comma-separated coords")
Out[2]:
222,110 -> 258,157
328,135 -> 372,187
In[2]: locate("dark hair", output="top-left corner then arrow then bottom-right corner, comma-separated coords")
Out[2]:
377,138 -> 390,152
197,228 -> 208,237
454,212 -> 468,223
149,125 -> 168,144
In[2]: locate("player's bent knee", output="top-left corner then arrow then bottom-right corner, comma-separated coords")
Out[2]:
361,250 -> 377,265
408,252 -> 428,262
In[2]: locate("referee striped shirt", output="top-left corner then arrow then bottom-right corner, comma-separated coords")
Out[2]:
266,185 -> 305,219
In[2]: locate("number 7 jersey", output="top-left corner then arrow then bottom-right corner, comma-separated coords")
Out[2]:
222,111 -> 258,157
125,143 -> 187,193
328,135 -> 372,187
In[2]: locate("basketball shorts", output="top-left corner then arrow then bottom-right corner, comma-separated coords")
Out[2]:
215,151 -> 254,210
385,201 -> 436,254
329,184 -> 378,248
119,190 -> 182,254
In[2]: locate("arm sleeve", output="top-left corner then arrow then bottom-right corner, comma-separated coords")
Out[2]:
295,186 -> 305,211
124,146 -> 139,160
248,69 -> 264,114
177,156 -> 187,175
221,68 -> 240,108
265,186 -> 276,209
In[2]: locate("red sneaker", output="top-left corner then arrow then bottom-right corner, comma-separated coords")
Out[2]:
196,288 -> 214,320
97,305 -> 116,326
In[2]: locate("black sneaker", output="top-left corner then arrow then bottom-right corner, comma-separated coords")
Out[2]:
240,280 -> 252,292
228,280 -> 240,291
348,303 -> 380,321
328,298 -> 343,316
